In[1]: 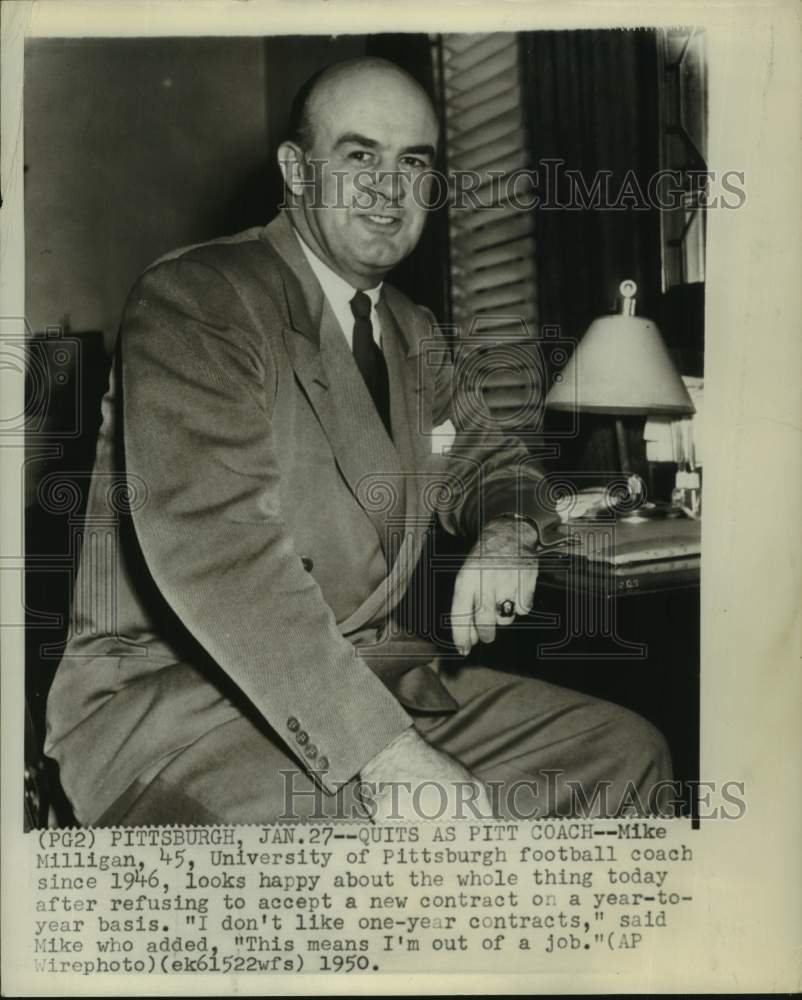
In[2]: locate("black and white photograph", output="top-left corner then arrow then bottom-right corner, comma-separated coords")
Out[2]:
22,27 -> 710,830
2,0 -> 799,995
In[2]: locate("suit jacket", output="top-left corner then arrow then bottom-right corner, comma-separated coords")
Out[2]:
45,210 -> 559,824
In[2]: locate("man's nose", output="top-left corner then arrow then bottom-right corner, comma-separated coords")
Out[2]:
371,168 -> 406,206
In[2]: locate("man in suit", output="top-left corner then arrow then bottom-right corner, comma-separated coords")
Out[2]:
45,57 -> 670,825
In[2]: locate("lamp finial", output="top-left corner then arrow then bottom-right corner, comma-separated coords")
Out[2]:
619,279 -> 637,316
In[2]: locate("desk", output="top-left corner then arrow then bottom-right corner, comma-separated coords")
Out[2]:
540,514 -> 701,596
510,516 -> 701,809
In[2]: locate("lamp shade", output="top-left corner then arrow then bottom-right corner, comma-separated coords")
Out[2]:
546,310 -> 695,416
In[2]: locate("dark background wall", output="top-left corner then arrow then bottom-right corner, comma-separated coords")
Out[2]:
25,37 -> 270,350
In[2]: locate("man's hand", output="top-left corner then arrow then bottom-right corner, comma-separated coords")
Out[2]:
451,517 -> 539,656
359,729 -> 494,822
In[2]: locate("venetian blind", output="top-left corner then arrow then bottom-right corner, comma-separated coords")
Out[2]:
439,33 -> 541,427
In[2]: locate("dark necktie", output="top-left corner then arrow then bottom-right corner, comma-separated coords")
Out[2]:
349,290 -> 392,439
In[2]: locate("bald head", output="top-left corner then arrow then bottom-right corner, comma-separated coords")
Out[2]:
289,58 -> 438,152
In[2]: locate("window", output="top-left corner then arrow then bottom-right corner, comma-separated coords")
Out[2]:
657,27 -> 708,290
437,33 -> 542,428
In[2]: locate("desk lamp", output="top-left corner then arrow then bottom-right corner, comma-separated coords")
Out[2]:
546,280 -> 695,518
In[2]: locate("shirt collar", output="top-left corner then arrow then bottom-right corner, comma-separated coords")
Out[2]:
294,228 -> 382,315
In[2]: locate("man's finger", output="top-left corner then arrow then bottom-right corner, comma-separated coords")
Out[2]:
466,587 -> 480,651
515,567 -> 538,617
450,568 -> 477,654
473,578 -> 497,644
514,597 -> 533,617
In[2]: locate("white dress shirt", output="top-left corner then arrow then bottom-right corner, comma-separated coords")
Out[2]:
295,230 -> 383,349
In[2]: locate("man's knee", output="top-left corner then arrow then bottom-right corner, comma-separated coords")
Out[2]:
606,703 -> 673,784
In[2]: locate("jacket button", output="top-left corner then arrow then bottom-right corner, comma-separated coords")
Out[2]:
317,756 -> 329,771
305,745 -> 317,759
301,557 -> 314,572
296,730 -> 309,746
287,717 -> 300,732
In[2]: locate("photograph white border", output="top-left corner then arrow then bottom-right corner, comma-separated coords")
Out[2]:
2,1 -> 800,995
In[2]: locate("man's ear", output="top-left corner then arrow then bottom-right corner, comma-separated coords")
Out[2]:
277,141 -> 308,199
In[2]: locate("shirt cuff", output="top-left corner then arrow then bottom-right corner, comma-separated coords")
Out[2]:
479,480 -> 566,549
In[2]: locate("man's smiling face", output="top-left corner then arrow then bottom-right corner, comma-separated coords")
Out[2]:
281,62 -> 439,289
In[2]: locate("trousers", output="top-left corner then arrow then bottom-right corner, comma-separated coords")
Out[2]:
95,663 -> 671,825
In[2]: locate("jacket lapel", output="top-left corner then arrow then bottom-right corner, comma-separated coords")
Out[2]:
258,212 -> 404,558
379,298 -> 428,525
337,296 -> 456,642
380,286 -> 444,525
257,212 -> 451,635
335,294 -> 441,634
252,215 -> 457,708
316,300 -> 405,553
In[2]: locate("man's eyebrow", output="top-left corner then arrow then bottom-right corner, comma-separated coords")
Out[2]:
335,132 -> 380,149
401,144 -> 436,159
334,133 -> 436,160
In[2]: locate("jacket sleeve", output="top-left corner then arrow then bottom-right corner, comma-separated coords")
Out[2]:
120,257 -> 412,794
426,318 -> 563,547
